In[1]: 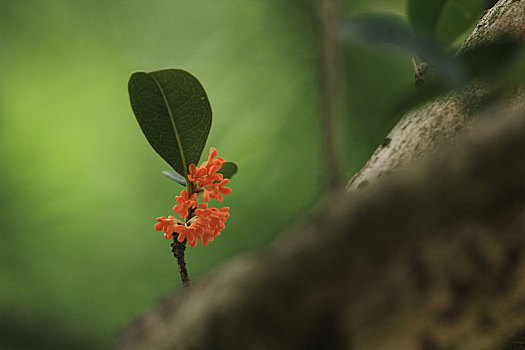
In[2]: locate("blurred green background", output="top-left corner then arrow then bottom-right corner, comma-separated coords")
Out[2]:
0,0 -> 411,348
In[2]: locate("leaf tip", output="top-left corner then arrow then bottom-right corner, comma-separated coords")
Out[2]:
129,71 -> 147,82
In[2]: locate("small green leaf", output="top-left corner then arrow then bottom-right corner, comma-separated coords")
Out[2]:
218,162 -> 238,180
162,171 -> 186,186
342,15 -> 464,86
407,0 -> 447,38
407,0 -> 485,47
128,69 -> 212,178
434,0 -> 485,46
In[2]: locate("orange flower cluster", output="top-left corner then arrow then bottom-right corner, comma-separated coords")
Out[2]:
188,147 -> 232,202
154,148 -> 231,247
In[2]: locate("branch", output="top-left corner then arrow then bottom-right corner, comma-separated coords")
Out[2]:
171,239 -> 190,287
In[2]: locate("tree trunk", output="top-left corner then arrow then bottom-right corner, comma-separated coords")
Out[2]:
114,1 -> 525,349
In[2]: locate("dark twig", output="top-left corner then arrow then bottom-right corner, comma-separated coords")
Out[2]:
171,237 -> 190,287
172,197 -> 195,288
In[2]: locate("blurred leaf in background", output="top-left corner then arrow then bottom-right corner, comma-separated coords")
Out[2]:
337,0 -> 413,176
0,0 -> 420,348
407,0 -> 486,47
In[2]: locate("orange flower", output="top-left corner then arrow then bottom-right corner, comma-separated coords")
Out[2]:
155,216 -> 178,240
173,190 -> 197,218
174,224 -> 198,248
202,179 -> 232,202
188,163 -> 208,184
188,163 -> 222,187
203,147 -> 225,174
193,203 -> 230,245
188,147 -> 225,187
198,227 -> 215,247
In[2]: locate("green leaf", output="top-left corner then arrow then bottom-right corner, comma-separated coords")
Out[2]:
434,0 -> 485,46
128,69 -> 212,178
407,0 -> 485,47
218,162 -> 238,180
407,0 -> 447,38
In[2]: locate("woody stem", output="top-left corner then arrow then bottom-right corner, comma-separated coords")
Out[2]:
171,238 -> 190,287
171,180 -> 195,288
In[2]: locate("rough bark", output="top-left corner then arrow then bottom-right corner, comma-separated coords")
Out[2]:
114,1 -> 525,349
346,0 -> 525,191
